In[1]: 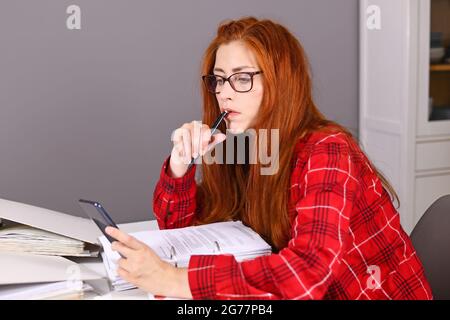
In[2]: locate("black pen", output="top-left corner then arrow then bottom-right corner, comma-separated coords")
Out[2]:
187,111 -> 228,170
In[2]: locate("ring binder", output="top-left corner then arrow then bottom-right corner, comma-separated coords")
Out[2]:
99,221 -> 272,291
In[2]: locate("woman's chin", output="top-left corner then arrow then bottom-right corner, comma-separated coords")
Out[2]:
227,126 -> 246,134
225,119 -> 250,134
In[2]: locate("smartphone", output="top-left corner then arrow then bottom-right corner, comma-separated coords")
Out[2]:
78,199 -> 119,244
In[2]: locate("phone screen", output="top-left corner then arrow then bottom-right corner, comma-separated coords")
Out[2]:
78,199 -> 119,243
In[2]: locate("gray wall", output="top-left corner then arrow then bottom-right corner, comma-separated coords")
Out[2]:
0,0 -> 359,223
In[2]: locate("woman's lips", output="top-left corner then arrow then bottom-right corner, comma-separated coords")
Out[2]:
226,111 -> 240,118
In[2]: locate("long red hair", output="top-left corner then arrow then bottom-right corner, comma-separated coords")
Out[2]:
195,17 -> 398,251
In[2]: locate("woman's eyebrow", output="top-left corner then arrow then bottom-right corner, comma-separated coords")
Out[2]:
213,66 -> 255,73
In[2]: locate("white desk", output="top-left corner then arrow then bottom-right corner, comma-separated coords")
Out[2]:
77,219 -> 159,300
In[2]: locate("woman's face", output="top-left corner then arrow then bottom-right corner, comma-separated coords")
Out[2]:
213,41 -> 264,134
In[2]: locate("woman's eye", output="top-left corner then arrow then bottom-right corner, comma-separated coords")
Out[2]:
237,77 -> 250,83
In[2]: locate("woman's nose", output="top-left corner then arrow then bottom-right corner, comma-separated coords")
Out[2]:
217,80 -> 235,99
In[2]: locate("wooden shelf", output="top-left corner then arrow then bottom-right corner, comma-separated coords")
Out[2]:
430,64 -> 450,72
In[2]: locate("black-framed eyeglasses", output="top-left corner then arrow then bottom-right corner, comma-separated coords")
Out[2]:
202,71 -> 263,94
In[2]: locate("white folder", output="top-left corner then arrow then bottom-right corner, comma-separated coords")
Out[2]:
0,198 -> 102,256
0,252 -> 103,286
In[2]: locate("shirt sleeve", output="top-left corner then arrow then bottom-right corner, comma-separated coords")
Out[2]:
152,156 -> 198,229
187,140 -> 359,299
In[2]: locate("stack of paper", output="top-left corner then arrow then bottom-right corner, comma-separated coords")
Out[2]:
99,221 -> 272,291
0,224 -> 96,257
0,199 -> 105,299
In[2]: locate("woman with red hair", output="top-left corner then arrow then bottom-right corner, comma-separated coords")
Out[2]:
106,17 -> 432,300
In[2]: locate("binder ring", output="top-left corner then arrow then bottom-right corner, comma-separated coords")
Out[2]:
213,241 -> 221,254
169,245 -> 178,268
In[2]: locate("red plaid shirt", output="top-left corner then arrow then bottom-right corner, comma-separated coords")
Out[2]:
153,131 -> 432,300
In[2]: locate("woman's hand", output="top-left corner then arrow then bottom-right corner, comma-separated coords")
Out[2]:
105,226 -> 192,299
169,120 -> 226,178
